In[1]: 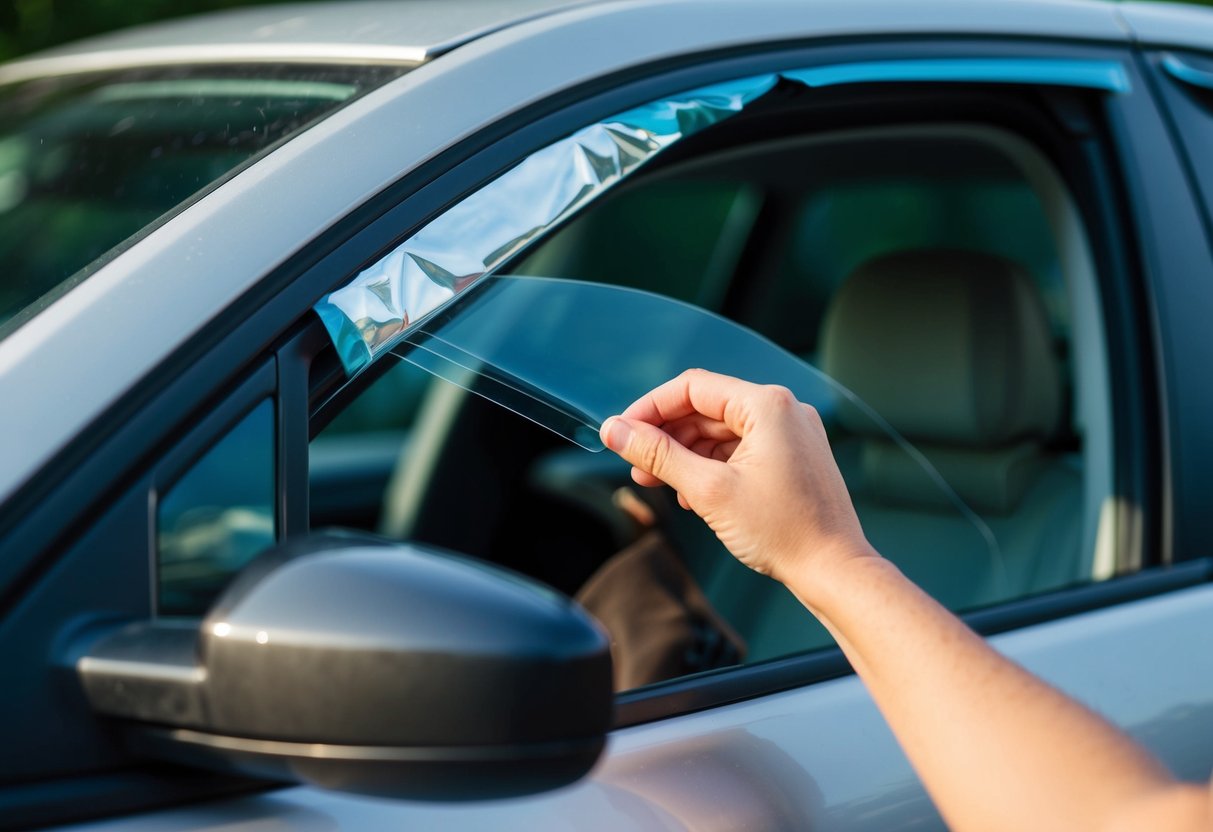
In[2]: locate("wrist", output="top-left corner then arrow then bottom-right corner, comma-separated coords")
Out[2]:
781,540 -> 894,619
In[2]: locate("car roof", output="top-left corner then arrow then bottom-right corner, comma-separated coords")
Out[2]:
0,0 -> 605,83
6,0 -> 1213,86
1119,1 -> 1213,52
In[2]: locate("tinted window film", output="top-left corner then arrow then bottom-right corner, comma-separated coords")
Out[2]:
0,62 -> 410,339
158,398 -> 275,616
508,180 -> 761,309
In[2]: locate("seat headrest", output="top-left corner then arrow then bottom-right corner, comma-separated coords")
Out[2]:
821,250 -> 1062,447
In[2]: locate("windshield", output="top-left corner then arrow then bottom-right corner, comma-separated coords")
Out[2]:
0,62 -> 409,338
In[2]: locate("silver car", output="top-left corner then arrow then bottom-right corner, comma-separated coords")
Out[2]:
2,0 -> 1213,829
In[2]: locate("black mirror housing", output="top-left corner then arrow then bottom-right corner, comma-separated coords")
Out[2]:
77,534 -> 613,799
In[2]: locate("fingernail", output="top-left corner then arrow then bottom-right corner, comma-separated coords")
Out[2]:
602,417 -> 632,452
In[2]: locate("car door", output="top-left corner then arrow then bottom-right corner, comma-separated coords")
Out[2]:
291,37 -> 1213,832
5,7 -> 1213,832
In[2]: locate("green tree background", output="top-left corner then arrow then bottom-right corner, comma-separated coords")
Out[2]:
0,0 -> 298,62
3,0 -> 1213,64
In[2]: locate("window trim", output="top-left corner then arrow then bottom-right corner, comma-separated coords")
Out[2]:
149,360 -> 276,617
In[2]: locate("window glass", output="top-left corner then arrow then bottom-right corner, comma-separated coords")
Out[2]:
311,119 -> 1113,692
158,399 -> 275,616
509,180 -> 761,309
0,62 -> 410,339
310,359 -> 432,531
750,179 -> 1066,356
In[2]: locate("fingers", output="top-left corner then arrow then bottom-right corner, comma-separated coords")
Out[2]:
620,368 -> 766,435
631,467 -> 664,488
621,412 -> 738,489
691,436 -> 740,461
628,437 -> 737,489
664,411 -> 739,448
601,415 -> 722,499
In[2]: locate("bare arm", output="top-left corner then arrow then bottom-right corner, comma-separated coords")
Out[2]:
601,369 -> 1212,832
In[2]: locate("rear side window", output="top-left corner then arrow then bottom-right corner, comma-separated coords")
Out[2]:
0,62 -> 410,338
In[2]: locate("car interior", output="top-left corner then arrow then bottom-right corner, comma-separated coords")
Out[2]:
299,84 -> 1115,689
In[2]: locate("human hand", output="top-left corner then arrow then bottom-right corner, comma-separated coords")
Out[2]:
606,375 -> 1213,832
599,369 -> 875,589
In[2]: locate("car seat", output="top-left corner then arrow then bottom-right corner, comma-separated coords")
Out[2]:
692,249 -> 1084,661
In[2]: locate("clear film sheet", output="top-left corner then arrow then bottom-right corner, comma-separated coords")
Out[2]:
309,58 -> 1132,598
390,275 -> 1005,594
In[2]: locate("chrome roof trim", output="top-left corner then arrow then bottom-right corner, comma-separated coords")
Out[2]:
0,43 -> 425,84
0,0 -> 602,85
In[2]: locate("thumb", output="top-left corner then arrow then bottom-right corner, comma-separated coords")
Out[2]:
601,416 -> 713,496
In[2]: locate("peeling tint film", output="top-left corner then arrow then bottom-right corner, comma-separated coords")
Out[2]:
313,75 -> 779,373
313,58 -> 1128,374
387,275 -> 1004,584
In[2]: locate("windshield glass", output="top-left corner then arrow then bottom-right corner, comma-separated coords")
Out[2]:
0,62 -> 409,338
379,274 -> 1001,580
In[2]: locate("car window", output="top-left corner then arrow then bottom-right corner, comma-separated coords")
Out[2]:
310,359 -> 433,531
158,398 -> 276,616
308,91 -> 1117,692
752,177 -> 1067,354
0,62 -> 410,339
511,180 -> 763,310
514,126 -> 1110,658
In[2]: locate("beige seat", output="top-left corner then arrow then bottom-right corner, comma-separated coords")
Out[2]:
822,248 -> 1083,603
696,249 -> 1084,661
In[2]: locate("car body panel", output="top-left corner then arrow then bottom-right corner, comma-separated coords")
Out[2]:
1119,1 -> 1213,52
61,581 -> 1213,830
0,0 -> 595,82
1099,41 -> 1213,565
0,0 -> 1138,508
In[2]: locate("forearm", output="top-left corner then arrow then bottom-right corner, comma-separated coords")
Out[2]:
602,372 -> 1211,831
788,553 -> 1205,832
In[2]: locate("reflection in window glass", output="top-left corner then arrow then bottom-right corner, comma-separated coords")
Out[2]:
0,62 -> 411,339
749,180 -> 1065,358
508,180 -> 759,309
158,399 -> 275,616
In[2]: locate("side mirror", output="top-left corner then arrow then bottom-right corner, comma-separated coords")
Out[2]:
74,533 -> 612,799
